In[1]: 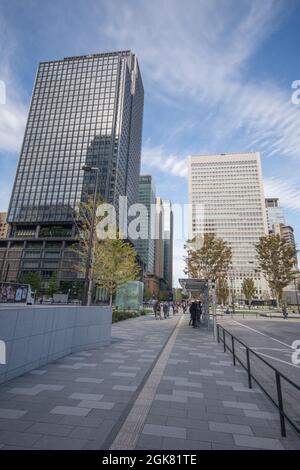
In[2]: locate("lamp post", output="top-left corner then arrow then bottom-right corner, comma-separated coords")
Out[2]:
81,165 -> 99,306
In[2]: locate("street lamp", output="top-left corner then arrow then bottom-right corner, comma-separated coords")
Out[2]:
81,165 -> 100,306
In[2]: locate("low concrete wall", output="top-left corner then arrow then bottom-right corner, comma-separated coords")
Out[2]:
0,305 -> 112,384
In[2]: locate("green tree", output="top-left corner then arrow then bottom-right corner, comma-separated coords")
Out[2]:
23,272 -> 42,296
216,276 -> 229,305
255,234 -> 297,306
184,233 -> 232,280
94,238 -> 140,305
242,278 -> 256,308
73,197 -> 140,305
47,272 -> 59,298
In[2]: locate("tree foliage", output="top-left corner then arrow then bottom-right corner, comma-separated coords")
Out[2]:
73,197 -> 140,304
216,276 -> 229,305
94,237 -> 140,304
242,277 -> 256,307
46,272 -> 59,298
23,272 -> 42,295
255,234 -> 297,305
184,233 -> 232,280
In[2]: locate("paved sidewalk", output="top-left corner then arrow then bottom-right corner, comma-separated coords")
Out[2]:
0,313 -> 299,450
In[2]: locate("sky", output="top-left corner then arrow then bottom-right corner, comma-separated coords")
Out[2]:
0,0 -> 300,287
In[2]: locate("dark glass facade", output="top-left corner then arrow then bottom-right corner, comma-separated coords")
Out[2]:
8,50 -> 144,226
1,50 -> 144,287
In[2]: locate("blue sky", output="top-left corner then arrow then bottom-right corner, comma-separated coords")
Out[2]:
0,0 -> 300,285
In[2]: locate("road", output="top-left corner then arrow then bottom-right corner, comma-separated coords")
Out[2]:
217,317 -> 300,432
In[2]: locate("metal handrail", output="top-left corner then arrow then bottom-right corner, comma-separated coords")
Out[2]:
217,323 -> 300,437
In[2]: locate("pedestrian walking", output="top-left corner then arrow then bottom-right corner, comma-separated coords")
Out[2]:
282,305 -> 288,320
189,301 -> 198,328
196,301 -> 202,327
155,301 -> 162,320
163,302 -> 168,319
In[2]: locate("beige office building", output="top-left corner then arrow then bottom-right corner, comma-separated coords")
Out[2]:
188,152 -> 269,300
0,213 -> 8,239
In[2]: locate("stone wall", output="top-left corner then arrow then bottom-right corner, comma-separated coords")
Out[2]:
0,305 -> 111,384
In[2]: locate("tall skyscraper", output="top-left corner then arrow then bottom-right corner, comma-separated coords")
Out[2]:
135,175 -> 155,273
1,51 -> 144,286
265,198 -> 285,233
154,197 -> 164,279
162,200 -> 173,290
273,223 -> 298,268
188,152 -> 269,299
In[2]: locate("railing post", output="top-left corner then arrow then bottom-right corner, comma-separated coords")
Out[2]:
217,324 -> 220,343
275,371 -> 286,437
231,335 -> 236,366
246,347 -> 252,389
223,328 -> 226,352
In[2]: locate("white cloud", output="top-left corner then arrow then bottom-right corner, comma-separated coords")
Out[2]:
101,0 -> 300,162
264,177 -> 300,213
0,15 -> 28,154
142,145 -> 188,178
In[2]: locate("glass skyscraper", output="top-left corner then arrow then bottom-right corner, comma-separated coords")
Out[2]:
1,50 -> 144,285
8,50 -> 143,227
135,175 -> 156,274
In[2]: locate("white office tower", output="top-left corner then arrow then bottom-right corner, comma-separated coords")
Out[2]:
188,152 -> 269,300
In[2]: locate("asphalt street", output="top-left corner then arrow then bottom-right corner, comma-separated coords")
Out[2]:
217,317 -> 300,431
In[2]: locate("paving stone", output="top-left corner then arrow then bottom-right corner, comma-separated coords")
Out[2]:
0,430 -> 41,447
0,409 -> 27,419
113,385 -> 137,392
50,406 -> 91,416
234,434 -> 284,450
33,435 -> 88,450
27,422 -> 73,437
209,421 -> 253,435
163,437 -> 212,450
243,410 -> 279,420
142,424 -> 186,439
75,378 -> 104,384
223,401 -> 259,410
69,393 -> 104,401
77,400 -> 114,410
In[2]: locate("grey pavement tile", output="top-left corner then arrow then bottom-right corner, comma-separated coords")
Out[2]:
145,415 -> 168,426
234,434 -> 285,450
112,385 -> 137,392
0,419 -> 33,432
162,437 -> 211,450
78,400 -> 115,410
75,378 -> 104,384
155,394 -> 187,403
0,430 -> 41,447
0,409 -> 27,419
143,424 -> 186,439
59,415 -> 104,427
33,435 -> 88,450
111,372 -> 136,377
173,390 -> 204,399
50,406 -> 91,416
69,393 -> 104,401
243,410 -> 279,420
209,421 -> 253,435
27,422 -> 73,437
136,434 -> 164,450
166,416 -> 209,431
187,428 -> 235,445
223,401 -> 259,410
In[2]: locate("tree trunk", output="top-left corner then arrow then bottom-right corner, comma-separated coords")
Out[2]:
109,293 -> 113,306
